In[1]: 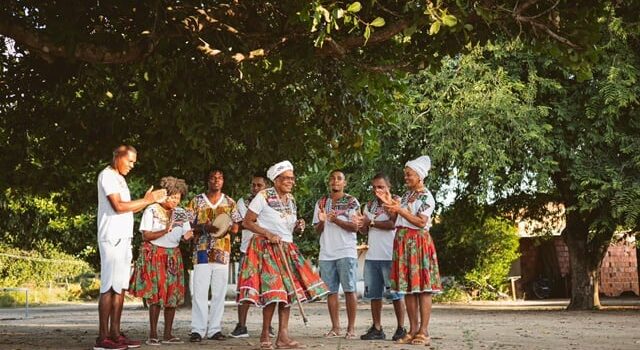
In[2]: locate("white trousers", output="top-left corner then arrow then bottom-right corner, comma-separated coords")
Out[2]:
191,263 -> 229,337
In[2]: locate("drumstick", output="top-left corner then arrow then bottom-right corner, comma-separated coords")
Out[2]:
277,243 -> 310,326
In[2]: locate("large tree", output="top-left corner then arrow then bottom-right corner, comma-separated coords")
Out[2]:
400,7 -> 639,308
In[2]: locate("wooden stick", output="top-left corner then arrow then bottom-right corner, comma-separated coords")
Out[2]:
277,243 -> 309,326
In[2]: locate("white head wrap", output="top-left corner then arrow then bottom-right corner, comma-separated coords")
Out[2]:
405,155 -> 431,180
267,160 -> 294,181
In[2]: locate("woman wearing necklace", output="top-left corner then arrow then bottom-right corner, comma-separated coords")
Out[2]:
375,156 -> 441,346
129,176 -> 193,345
238,160 -> 329,350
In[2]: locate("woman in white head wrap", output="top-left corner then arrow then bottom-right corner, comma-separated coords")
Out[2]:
375,155 -> 441,346
237,161 -> 329,350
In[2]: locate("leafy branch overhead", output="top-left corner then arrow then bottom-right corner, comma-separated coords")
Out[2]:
0,1 -> 613,67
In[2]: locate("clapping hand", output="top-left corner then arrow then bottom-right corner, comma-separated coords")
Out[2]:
144,186 -> 168,203
318,210 -> 327,222
294,219 -> 306,233
351,213 -> 364,230
183,230 -> 194,240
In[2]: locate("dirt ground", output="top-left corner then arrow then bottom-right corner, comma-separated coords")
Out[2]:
1,299 -> 640,350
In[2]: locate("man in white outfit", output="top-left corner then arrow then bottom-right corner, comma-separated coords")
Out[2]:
95,145 -> 167,350
187,168 -> 242,342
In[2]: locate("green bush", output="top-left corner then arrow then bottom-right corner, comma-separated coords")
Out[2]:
431,200 -> 520,300
0,241 -> 94,288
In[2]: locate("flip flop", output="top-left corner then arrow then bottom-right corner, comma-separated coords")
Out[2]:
145,338 -> 161,346
275,340 -> 307,349
260,341 -> 274,350
323,330 -> 341,338
344,332 -> 357,340
162,337 -> 184,344
410,334 -> 431,346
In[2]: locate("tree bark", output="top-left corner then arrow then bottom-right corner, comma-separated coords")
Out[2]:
563,211 -> 608,310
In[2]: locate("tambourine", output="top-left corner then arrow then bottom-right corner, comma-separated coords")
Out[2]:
210,213 -> 232,238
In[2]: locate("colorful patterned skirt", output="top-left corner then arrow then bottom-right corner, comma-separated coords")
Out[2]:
237,236 -> 329,307
129,242 -> 185,308
390,226 -> 442,294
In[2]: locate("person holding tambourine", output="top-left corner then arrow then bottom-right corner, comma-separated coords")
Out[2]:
186,168 -> 242,343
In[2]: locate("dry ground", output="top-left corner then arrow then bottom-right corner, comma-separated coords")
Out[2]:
1,299 -> 640,350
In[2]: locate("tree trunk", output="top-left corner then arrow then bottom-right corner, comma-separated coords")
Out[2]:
564,213 -> 607,310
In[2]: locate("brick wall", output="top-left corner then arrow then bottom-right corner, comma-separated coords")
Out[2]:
600,243 -> 640,297
518,237 -> 639,298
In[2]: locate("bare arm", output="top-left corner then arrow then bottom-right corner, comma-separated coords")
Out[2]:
242,210 -> 281,243
141,228 -> 170,241
107,186 -> 166,214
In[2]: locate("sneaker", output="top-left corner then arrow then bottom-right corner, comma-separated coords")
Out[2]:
391,327 -> 407,341
230,323 -> 249,338
189,332 -> 202,343
93,337 -> 127,350
116,334 -> 141,348
208,331 -> 227,341
269,326 -> 276,338
360,325 -> 385,340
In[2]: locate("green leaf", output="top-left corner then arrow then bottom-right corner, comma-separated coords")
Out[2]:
347,2 -> 362,13
429,21 -> 441,35
370,17 -> 385,27
464,23 -> 473,31
364,25 -> 371,44
442,14 -> 458,27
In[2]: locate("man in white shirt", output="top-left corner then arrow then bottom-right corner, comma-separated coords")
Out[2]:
95,145 -> 167,350
313,170 -> 361,339
230,173 -> 271,338
359,173 -> 406,341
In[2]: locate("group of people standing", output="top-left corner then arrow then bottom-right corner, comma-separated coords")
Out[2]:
95,145 -> 441,350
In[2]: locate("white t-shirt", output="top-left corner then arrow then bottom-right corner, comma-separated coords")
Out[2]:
312,194 -> 360,260
364,198 -> 398,261
248,188 -> 296,243
236,196 -> 254,253
139,205 -> 191,248
395,189 -> 436,229
97,167 -> 133,242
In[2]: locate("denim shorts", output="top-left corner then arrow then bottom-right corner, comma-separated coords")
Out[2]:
319,257 -> 358,294
363,260 -> 402,301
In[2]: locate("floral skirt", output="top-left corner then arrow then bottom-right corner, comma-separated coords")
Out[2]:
390,227 -> 442,294
129,242 -> 185,307
237,236 -> 329,307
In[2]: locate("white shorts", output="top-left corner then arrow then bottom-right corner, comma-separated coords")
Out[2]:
98,238 -> 133,294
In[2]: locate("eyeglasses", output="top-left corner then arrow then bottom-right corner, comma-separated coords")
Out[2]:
278,176 -> 296,181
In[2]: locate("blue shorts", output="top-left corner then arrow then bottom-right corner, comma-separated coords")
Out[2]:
319,257 -> 358,294
363,260 -> 402,301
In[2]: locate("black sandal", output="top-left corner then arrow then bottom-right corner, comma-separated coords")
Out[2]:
208,332 -> 227,341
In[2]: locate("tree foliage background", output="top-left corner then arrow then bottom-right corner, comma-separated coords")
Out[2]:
1,1 -> 639,308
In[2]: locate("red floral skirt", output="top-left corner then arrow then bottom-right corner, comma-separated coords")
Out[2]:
237,236 -> 328,307
129,242 -> 185,307
390,227 -> 442,294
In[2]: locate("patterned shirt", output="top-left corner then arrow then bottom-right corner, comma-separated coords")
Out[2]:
395,189 -> 435,229
187,193 -> 242,265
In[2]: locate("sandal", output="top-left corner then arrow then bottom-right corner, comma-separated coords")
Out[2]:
344,332 -> 357,340
260,341 -> 274,350
394,333 -> 414,344
323,330 -> 341,338
410,334 -> 431,346
162,337 -> 184,344
275,340 -> 307,349
145,338 -> 161,346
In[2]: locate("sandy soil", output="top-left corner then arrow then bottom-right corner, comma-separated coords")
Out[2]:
1,299 -> 640,350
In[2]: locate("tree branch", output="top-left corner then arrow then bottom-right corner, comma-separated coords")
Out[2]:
0,19 -> 155,64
